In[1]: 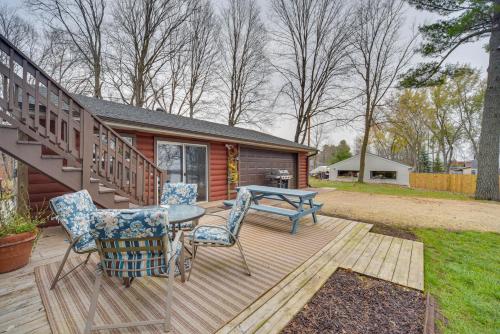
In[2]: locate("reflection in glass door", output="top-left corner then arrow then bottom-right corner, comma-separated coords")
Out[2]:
185,145 -> 207,201
156,141 -> 208,201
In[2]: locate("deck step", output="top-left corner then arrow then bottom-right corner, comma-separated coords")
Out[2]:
61,166 -> 82,172
41,155 -> 64,160
17,140 -> 42,145
216,221 -> 372,334
99,186 -> 115,194
114,195 -> 129,203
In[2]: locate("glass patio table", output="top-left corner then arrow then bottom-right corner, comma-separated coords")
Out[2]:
142,204 -> 206,235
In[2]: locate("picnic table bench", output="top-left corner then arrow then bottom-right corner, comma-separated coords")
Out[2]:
224,185 -> 323,234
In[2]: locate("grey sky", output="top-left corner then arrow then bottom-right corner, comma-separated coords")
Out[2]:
2,0 -> 489,157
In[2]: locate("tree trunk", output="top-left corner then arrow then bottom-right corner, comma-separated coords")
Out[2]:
94,62 -> 101,98
358,117 -> 371,183
476,8 -> 500,201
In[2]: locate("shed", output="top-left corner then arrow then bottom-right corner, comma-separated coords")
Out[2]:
328,153 -> 412,186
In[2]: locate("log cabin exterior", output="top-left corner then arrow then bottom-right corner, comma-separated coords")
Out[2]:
0,34 -> 314,220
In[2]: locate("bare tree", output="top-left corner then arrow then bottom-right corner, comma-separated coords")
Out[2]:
451,67 -> 484,159
0,4 -> 39,58
37,30 -> 91,93
149,28 -> 189,114
271,0 -> 354,144
351,0 -> 415,182
219,0 -> 271,127
27,0 -> 106,98
108,0 -> 193,108
184,0 -> 220,118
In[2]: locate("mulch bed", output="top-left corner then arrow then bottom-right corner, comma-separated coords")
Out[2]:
282,269 -> 425,334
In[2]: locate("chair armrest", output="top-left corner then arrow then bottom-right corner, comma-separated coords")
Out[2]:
190,224 -> 238,243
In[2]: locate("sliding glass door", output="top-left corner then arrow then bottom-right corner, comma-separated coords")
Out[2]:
156,141 -> 208,201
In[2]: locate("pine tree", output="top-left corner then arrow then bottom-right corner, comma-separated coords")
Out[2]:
433,157 -> 444,173
402,0 -> 499,200
418,150 -> 431,173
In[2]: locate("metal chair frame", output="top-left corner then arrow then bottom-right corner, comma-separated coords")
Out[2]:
49,200 -> 96,290
84,230 -> 184,334
187,212 -> 251,281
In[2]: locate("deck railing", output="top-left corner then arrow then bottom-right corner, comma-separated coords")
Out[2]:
0,34 -> 163,206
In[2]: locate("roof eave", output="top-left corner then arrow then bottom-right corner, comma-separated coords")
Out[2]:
102,118 -> 315,153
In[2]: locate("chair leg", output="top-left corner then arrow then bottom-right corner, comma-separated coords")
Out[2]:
84,269 -> 103,334
187,245 -> 197,281
50,243 -> 73,290
235,240 -> 251,276
178,242 -> 186,282
165,262 -> 175,332
84,253 -> 92,264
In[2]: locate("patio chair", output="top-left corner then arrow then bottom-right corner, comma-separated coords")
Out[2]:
160,182 -> 198,230
49,189 -> 102,290
84,209 -> 184,334
187,187 -> 252,280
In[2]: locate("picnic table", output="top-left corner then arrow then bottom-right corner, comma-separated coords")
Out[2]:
224,185 -> 323,234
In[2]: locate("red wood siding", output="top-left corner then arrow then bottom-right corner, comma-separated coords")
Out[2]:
28,167 -> 72,225
27,127 -> 309,211
209,142 -> 228,201
298,152 -> 308,188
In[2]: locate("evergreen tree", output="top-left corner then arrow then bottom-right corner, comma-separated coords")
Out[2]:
402,0 -> 499,200
433,157 -> 444,173
418,150 -> 431,173
328,140 -> 352,165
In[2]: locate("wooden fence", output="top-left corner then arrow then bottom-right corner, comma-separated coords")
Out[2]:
410,173 -> 500,195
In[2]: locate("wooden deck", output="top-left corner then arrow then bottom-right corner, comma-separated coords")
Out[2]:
0,211 -> 423,334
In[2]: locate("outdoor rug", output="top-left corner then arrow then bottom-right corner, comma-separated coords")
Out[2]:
35,212 -> 341,334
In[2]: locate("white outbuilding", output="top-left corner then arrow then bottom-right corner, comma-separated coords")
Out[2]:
328,153 -> 412,186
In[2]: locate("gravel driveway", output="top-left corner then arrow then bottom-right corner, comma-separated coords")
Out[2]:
314,189 -> 500,233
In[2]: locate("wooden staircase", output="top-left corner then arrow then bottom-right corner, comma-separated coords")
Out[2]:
0,35 -> 163,209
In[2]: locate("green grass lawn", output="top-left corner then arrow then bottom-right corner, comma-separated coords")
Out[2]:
414,229 -> 500,334
309,178 -> 473,201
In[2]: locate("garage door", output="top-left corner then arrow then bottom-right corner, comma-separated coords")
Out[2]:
239,147 -> 297,189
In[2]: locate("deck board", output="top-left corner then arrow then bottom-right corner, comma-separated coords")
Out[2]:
0,210 -> 423,334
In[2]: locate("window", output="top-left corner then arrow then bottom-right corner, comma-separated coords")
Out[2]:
338,170 -> 359,178
370,171 -> 397,180
119,134 -> 135,146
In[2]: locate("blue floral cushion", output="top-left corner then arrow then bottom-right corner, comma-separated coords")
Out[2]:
50,190 -> 98,252
90,210 -> 182,278
187,226 -> 232,245
160,183 -> 198,205
90,209 -> 169,240
227,187 -> 252,235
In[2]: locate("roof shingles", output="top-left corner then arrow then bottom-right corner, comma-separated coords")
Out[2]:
75,95 -> 313,152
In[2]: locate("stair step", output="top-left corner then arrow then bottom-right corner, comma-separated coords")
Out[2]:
62,167 -> 82,172
0,124 -> 17,129
99,186 -> 115,194
41,155 -> 64,160
90,178 -> 100,183
114,195 -> 129,203
17,140 -> 42,146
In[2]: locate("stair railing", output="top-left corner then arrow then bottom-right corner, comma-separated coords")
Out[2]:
0,34 -> 163,206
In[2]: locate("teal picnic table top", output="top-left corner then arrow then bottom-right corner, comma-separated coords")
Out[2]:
240,185 -> 318,198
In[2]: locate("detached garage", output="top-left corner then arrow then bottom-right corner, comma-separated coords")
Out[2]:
329,153 -> 412,186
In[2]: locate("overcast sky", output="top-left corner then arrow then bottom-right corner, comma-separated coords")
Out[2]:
3,0 -> 489,157
264,3 -> 489,153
